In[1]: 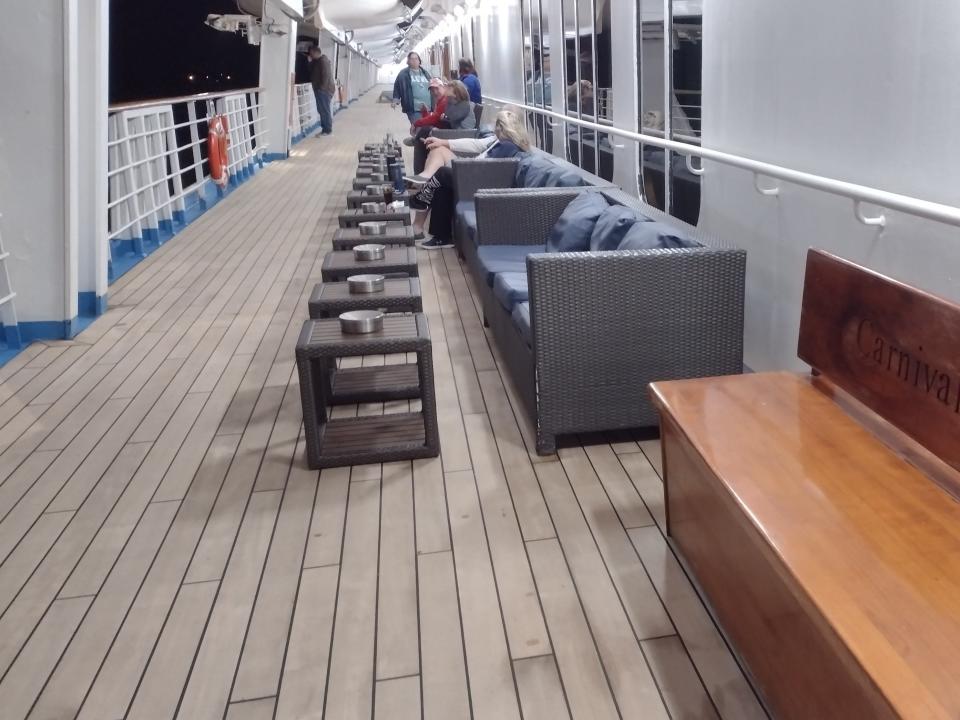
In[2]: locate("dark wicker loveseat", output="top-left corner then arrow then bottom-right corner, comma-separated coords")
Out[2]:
468,186 -> 746,454
451,153 -> 615,267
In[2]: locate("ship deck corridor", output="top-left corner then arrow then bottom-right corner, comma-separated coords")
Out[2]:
0,90 -> 767,720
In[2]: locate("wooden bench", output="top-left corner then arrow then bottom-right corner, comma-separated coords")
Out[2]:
650,249 -> 960,720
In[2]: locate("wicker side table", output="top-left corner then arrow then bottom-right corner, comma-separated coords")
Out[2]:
338,207 -> 412,228
357,161 -> 405,174
332,225 -> 416,251
321,247 -> 419,282
347,189 -> 413,209
308,278 -> 422,319
295,313 -> 439,468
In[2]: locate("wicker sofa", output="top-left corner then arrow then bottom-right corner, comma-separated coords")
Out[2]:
469,186 -> 746,454
451,154 -> 615,267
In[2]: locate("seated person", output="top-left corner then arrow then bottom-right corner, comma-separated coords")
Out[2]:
402,78 -> 447,147
410,110 -> 531,249
408,80 -> 476,174
438,80 -> 477,131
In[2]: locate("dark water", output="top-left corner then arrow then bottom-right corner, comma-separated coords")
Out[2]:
110,0 -> 261,103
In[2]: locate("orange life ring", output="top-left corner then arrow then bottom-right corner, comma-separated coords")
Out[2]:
208,114 -> 230,186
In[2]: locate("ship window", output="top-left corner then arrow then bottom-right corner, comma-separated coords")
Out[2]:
670,2 -> 702,224
521,0 -> 534,104
637,0 -> 702,223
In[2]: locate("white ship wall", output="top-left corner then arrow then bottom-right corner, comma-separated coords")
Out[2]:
0,1 -> 71,326
700,0 -> 960,371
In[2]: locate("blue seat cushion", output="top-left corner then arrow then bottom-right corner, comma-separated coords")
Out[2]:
590,204 -> 652,251
544,163 -> 587,188
618,220 -> 701,250
547,192 -> 609,253
476,244 -> 544,287
455,200 -> 478,244
511,302 -> 533,348
516,155 -> 555,188
492,272 -> 529,311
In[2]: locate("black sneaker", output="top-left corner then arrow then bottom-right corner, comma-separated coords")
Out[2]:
421,237 -> 453,250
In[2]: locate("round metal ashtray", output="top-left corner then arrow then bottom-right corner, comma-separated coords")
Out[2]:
347,274 -> 385,294
339,310 -> 384,334
364,185 -> 381,195
359,221 -> 387,237
353,244 -> 386,261
361,202 -> 381,214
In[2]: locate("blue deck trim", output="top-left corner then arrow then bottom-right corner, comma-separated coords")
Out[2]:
2,323 -> 22,350
78,291 -> 108,317
108,167 -> 260,283
17,320 -> 71,342
0,149 -> 280,367
292,121 -> 323,145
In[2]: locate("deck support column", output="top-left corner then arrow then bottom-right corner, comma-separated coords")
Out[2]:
77,0 -> 110,318
259,1 -> 297,160
0,0 -> 107,340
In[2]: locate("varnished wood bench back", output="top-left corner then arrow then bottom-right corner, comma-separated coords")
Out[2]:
649,249 -> 960,720
799,249 -> 960,481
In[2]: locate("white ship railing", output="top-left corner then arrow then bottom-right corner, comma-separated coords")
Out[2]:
294,84 -> 321,138
488,95 -> 960,229
107,87 -> 267,263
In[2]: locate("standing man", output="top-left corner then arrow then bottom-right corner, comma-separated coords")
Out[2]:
308,46 -> 335,136
392,52 -> 432,125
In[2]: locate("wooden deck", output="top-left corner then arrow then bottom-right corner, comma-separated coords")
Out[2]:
0,90 -> 767,720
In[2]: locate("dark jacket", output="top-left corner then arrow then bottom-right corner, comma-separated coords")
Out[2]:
310,54 -> 335,95
393,66 -> 432,114
442,98 -> 476,129
461,73 -> 482,104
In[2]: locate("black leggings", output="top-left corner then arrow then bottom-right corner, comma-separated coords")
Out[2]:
410,166 -> 454,240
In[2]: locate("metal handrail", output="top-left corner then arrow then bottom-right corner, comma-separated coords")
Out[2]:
108,89 -> 267,244
108,87 -> 265,113
489,95 -> 960,228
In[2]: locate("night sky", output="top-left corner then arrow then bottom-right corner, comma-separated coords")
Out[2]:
110,0 -> 264,103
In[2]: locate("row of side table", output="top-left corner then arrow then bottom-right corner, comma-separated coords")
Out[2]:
295,145 -> 438,469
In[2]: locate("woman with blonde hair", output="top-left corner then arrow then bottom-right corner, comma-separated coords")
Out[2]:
409,109 -> 532,248
407,109 -> 530,185
407,80 -> 478,172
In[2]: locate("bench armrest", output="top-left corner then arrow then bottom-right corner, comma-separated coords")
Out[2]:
451,158 -> 518,202
527,248 -> 746,431
474,188 -> 585,246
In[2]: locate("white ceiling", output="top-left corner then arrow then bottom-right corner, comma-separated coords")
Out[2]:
319,0 -> 409,33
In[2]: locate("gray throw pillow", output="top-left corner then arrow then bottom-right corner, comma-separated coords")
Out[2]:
518,155 -> 557,188
618,220 -> 700,250
546,192 -> 610,253
590,205 -> 649,251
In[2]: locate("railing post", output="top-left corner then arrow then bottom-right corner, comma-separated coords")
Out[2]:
163,108 -> 186,226
131,113 -> 159,249
186,101 -> 207,210
115,113 -> 146,256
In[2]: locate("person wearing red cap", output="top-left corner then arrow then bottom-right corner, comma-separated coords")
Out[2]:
404,78 -> 447,138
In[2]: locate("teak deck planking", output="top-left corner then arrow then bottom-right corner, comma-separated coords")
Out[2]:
0,90 -> 764,720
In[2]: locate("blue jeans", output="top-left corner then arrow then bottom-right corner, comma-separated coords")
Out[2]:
315,90 -> 333,134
